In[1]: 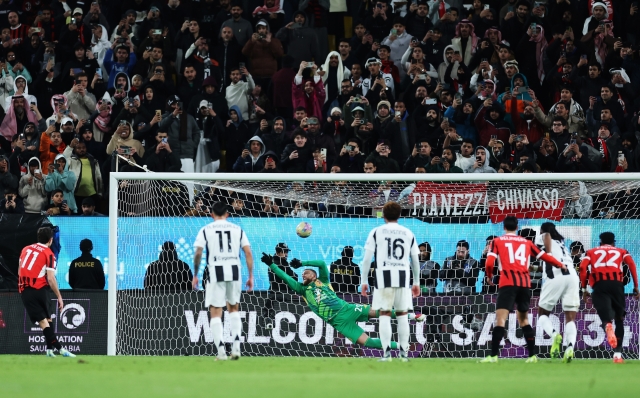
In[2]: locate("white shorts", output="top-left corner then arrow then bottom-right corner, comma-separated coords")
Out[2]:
371,287 -> 413,312
205,281 -> 242,308
539,274 -> 580,312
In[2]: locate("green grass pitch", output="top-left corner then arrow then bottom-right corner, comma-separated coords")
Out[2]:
2,356 -> 638,398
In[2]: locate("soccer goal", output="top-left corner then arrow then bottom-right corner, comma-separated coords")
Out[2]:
108,172 -> 640,359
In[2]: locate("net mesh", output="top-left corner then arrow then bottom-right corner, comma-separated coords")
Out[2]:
113,172 -> 640,358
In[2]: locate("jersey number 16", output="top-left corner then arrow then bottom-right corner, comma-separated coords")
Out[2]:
385,238 -> 405,260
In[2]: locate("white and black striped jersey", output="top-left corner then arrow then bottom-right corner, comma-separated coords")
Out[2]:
535,234 -> 576,280
194,220 -> 250,282
363,223 -> 419,288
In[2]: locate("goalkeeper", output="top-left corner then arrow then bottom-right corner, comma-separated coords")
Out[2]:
261,253 -> 425,349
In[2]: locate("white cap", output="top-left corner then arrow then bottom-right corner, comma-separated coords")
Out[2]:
73,7 -> 83,15
199,100 -> 209,109
61,117 -> 74,125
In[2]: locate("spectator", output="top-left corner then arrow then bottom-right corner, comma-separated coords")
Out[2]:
418,242 -> 440,292
0,187 -> 23,213
242,19 -> 283,88
533,100 -> 585,138
106,121 -> 145,158
144,241 -> 193,292
103,42 -> 137,89
275,11 -> 320,70
270,55 -> 296,118
336,138 -> 366,173
305,117 -> 337,165
281,129 -> 312,173
381,17 -> 413,80
18,157 -> 47,214
194,101 -> 224,173
1,95 -> 41,139
225,66 -> 255,121
0,153 -> 18,192
292,62 -> 326,119
44,188 -> 71,216
365,139 -> 400,173
221,2 -> 253,47
233,136 -> 266,172
318,51 -> 351,110
224,105 -> 251,171
187,76 -> 228,121
426,146 -> 464,173
466,146 -> 496,173
69,239 -> 105,290
329,246 -> 360,293
363,160 -> 376,173
0,62 -> 13,111
403,140 -> 432,172
260,117 -> 288,156
39,126 -> 66,173
64,138 -> 103,207
440,240 -> 479,294
45,153 -> 77,214
79,197 -> 105,216
475,99 -> 512,146
259,151 -> 283,173
158,97 -> 200,174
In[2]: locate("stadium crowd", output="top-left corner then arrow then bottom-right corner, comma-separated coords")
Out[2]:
0,0 -> 639,217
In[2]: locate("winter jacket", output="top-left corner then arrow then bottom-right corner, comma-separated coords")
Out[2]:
260,117 -> 288,156
233,135 -> 266,172
281,142 -> 313,173
103,48 -> 137,89
63,88 -> 97,122
157,112 -> 200,160
381,32 -> 414,80
465,146 -> 497,173
336,153 -> 366,173
474,105 -> 512,147
241,32 -> 284,78
365,151 -> 400,173
143,144 -> 183,172
533,106 -> 586,138
39,131 -> 66,172
44,153 -> 77,213
18,157 -> 47,214
63,146 -> 103,197
274,11 -> 321,70
404,154 -> 432,173
105,123 -> 145,157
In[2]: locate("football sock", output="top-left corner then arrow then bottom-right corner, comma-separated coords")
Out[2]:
364,338 -> 398,349
537,315 -> 556,338
522,325 -> 537,356
614,321 -> 624,353
564,321 -> 577,347
379,315 -> 392,356
397,315 -> 409,353
229,312 -> 242,353
491,326 -> 504,357
42,326 -> 62,350
376,309 -> 414,320
210,317 -> 224,356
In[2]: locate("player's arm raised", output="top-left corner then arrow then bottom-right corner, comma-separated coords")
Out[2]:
192,246 -> 203,289
623,253 -> 639,299
242,244 -> 254,291
261,252 -> 305,294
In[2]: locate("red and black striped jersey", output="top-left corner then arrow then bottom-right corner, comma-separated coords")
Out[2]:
485,233 -> 564,288
580,245 -> 638,288
18,243 -> 56,293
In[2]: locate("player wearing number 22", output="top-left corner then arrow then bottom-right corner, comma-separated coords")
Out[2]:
481,216 -> 566,363
361,201 -> 421,362
579,232 -> 639,364
193,202 -> 254,361
19,227 -> 75,358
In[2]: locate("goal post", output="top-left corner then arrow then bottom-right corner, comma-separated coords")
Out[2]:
107,171 -> 640,358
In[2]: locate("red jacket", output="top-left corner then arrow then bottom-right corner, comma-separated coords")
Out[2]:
291,77 -> 326,119
509,96 -> 544,143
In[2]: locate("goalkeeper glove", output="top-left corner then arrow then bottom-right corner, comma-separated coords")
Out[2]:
261,252 -> 273,266
290,258 -> 303,268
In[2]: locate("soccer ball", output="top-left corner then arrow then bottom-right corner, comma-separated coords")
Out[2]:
296,222 -> 312,238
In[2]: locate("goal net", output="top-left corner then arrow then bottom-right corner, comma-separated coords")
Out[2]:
108,172 -> 640,359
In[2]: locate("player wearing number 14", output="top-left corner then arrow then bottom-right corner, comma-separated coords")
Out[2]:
481,216 -> 566,363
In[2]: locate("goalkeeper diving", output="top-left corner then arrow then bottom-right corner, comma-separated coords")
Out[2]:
261,252 -> 426,350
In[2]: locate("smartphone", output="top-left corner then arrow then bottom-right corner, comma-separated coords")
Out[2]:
162,137 -> 168,144
62,200 -> 68,206
177,101 -> 183,109
618,152 -> 625,165
491,134 -> 497,140
376,3 -> 382,8
483,4 -> 490,9
481,58 -> 488,63
545,132 -> 550,140
239,62 -> 245,69
72,68 -> 82,74
476,156 -> 482,162
121,146 -> 131,155
320,148 -> 327,158
152,29 -> 162,35
35,168 -> 41,175
531,23 -> 537,31
425,98 -> 437,105
580,54 -> 588,60
117,38 -> 126,44
517,86 -> 529,94
48,119 -> 55,126
454,93 -> 462,101
570,139 -> 577,145
96,69 -> 102,78
516,135 -> 523,142
391,29 -> 397,36
308,61 -> 314,68
418,74 -> 426,80
453,50 -> 460,55
119,120 -> 127,126
75,79 -> 81,86
346,145 -> 354,151
156,109 -> 162,117
244,143 -> 250,150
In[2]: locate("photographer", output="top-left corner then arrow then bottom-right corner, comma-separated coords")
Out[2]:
0,187 -> 24,214
426,147 -> 464,173
241,20 -> 283,88
365,139 -> 400,173
44,154 -> 77,214
336,138 -> 366,173
466,146 -> 497,173
403,140 -> 432,172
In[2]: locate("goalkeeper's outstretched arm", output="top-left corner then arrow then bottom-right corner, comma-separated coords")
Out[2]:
299,260 -> 330,283
261,253 -> 305,294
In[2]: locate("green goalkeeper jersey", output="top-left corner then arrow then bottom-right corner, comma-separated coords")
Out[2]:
268,260 -> 346,321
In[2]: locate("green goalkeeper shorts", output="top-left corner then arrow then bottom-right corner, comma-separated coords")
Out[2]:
330,303 -> 370,344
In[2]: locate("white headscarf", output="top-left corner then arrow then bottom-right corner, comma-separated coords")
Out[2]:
320,51 -> 344,103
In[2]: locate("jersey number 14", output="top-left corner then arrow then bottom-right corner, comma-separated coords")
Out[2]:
505,243 -> 527,266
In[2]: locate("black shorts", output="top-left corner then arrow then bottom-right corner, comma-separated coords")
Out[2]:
592,281 -> 626,320
496,286 -> 532,313
21,287 -> 50,324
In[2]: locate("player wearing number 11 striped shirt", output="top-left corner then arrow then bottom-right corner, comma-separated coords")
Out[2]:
361,202 -> 421,362
481,216 -> 566,363
193,202 -> 254,361
579,232 -> 639,364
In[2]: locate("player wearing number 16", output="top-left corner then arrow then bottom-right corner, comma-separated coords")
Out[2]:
361,202 -> 421,362
579,232 -> 639,363
481,216 -> 566,363
193,202 -> 254,361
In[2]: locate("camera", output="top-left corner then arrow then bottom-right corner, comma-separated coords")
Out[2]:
121,146 -> 131,155
332,114 -> 341,121
258,34 -> 265,40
